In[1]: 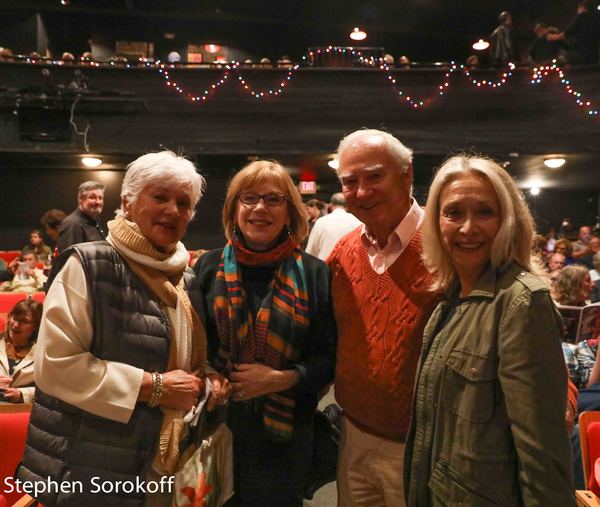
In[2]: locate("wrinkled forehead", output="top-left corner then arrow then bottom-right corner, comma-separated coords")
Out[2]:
81,189 -> 104,199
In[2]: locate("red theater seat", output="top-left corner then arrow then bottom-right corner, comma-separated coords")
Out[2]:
0,251 -> 21,265
0,404 -> 32,506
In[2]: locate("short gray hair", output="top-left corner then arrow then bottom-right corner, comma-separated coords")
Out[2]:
78,181 -> 104,199
336,129 -> 413,174
421,155 -> 537,292
116,151 -> 206,218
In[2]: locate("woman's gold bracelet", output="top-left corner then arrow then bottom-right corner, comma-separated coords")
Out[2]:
148,372 -> 163,408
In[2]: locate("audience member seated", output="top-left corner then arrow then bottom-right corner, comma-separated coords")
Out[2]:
578,236 -> 600,270
548,252 -> 567,284
21,229 -> 52,262
564,337 -> 599,389
277,55 -> 292,67
552,264 -> 594,306
0,299 -> 42,403
398,55 -> 411,67
41,208 -> 66,244
555,238 -> 576,265
0,253 -> 47,294
573,225 -> 594,257
591,252 -> 600,303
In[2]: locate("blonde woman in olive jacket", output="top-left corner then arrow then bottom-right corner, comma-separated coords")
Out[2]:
405,156 -> 575,507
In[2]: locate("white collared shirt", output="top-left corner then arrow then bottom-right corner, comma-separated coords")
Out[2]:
360,198 -> 424,274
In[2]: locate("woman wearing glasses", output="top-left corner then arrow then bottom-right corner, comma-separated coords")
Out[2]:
195,160 -> 336,507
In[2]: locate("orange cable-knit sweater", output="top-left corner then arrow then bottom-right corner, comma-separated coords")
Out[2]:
329,228 -> 439,441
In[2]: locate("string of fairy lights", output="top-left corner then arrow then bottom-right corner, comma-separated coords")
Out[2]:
11,49 -> 600,119
531,63 -> 599,116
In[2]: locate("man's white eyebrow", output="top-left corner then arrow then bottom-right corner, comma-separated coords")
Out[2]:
339,163 -> 384,179
363,164 -> 384,172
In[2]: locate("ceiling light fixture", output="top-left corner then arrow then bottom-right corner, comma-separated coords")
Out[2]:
530,187 -> 541,196
328,158 -> 339,170
543,157 -> 566,169
350,27 -> 367,41
81,156 -> 102,168
472,39 -> 490,51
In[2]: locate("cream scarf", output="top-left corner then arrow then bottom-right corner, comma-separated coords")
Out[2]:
107,216 -> 207,474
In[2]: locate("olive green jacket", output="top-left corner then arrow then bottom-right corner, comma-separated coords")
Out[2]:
405,262 -> 575,507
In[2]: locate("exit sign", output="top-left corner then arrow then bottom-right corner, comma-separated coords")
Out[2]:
299,181 -> 317,194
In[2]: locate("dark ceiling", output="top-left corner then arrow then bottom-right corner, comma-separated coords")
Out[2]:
0,0 -> 587,61
0,0 -> 599,195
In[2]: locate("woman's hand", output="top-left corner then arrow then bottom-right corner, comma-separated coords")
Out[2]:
230,363 -> 299,401
1,387 -> 23,403
0,375 -> 12,389
206,373 -> 231,411
140,369 -> 205,411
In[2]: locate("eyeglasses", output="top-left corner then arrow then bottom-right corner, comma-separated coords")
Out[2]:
238,191 -> 287,207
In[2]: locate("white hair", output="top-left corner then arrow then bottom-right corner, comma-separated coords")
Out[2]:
116,151 -> 206,218
336,128 -> 413,174
421,155 -> 538,292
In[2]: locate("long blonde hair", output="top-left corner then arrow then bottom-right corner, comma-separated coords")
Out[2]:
422,155 -> 538,291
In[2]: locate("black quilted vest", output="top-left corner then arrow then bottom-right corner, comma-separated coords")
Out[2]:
17,242 -> 199,507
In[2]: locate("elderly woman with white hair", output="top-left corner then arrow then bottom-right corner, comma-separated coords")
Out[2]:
404,155 -> 575,506
18,151 -> 230,507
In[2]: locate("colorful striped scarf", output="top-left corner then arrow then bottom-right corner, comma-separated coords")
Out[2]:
213,236 -> 309,441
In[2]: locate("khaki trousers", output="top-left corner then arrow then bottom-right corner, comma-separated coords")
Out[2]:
337,416 -> 406,507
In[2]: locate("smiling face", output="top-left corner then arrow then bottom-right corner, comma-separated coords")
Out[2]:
125,183 -> 193,253
235,180 -> 289,251
79,189 -> 104,219
338,136 -> 412,246
439,172 -> 502,294
8,310 -> 36,347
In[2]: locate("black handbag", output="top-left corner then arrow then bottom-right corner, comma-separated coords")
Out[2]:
304,403 -> 343,499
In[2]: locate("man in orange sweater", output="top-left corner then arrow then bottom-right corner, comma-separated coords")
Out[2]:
328,129 -> 439,506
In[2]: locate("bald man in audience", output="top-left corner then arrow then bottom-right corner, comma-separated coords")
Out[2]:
572,225 -> 593,259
